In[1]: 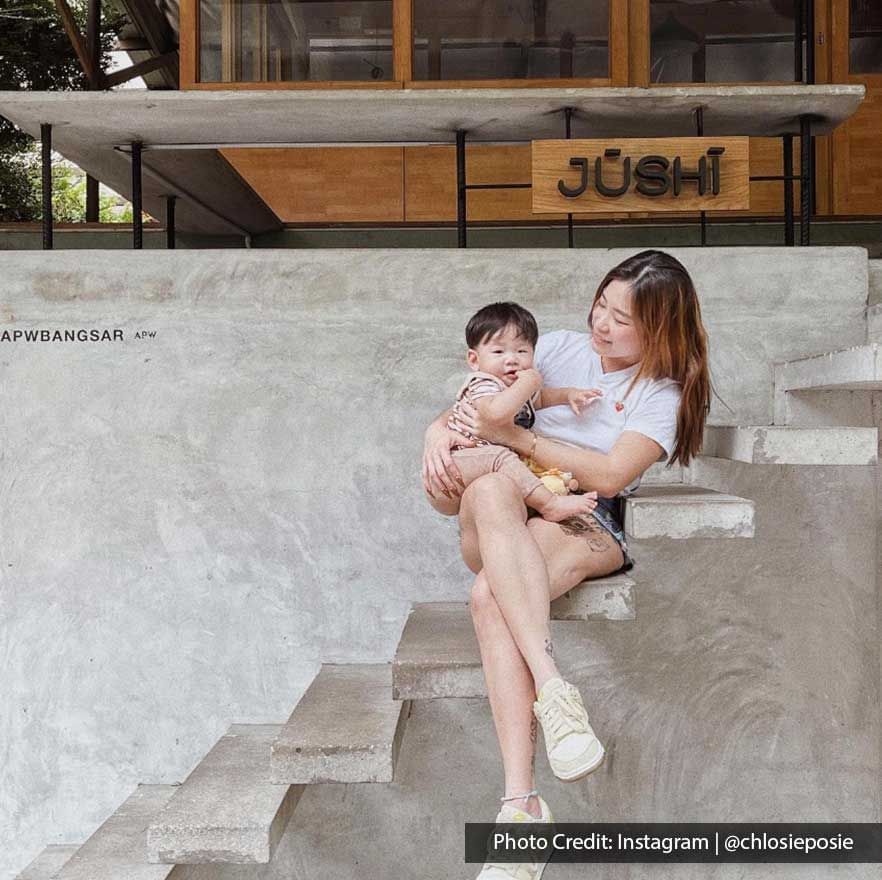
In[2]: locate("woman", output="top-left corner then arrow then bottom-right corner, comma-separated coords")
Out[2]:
421,250 -> 710,880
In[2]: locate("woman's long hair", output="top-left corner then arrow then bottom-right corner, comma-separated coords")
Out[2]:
588,250 -> 711,467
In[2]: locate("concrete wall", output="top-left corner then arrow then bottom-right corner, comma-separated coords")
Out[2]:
4,220 -> 882,254
0,247 -> 877,879
869,259 -> 882,306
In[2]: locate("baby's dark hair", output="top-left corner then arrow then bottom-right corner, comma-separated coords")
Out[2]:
465,301 -> 538,349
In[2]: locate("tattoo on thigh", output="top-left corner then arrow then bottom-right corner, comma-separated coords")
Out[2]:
544,638 -> 554,658
558,515 -> 612,552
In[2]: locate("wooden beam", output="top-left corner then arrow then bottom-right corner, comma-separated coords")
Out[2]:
117,0 -> 180,87
53,0 -> 102,86
105,50 -> 179,86
393,0 -> 413,82
610,0 -> 629,85
179,0 -> 198,87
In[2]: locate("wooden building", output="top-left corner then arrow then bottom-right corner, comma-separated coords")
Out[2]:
158,0 -> 882,225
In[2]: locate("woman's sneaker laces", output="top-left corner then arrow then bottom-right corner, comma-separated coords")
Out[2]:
533,677 -> 605,781
475,792 -> 554,880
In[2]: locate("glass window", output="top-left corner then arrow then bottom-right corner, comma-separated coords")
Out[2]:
199,0 -> 393,83
649,0 -> 805,84
412,0 -> 609,81
850,0 -> 882,74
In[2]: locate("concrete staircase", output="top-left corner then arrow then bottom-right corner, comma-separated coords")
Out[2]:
700,338 -> 880,466
16,483 -> 757,877
18,261 -> 882,880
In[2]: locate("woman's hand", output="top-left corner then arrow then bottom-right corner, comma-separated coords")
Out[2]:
422,421 -> 473,499
455,398 -> 519,448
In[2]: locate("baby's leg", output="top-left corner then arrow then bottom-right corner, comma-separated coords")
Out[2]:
451,446 -> 598,523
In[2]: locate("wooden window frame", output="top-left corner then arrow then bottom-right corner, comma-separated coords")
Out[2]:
629,0 -> 830,89
180,0 -> 629,89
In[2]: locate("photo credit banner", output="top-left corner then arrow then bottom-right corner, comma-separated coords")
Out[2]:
531,138 -> 750,213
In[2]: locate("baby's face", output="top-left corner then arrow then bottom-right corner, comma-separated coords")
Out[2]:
467,324 -> 535,386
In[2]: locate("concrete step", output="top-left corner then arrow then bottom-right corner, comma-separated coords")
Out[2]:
702,425 -> 877,466
641,460 -> 684,484
867,304 -> 882,343
392,586 -> 631,700
51,785 -> 187,880
392,602 -> 507,700
623,485 -> 754,539
147,724 -> 302,865
550,572 -> 636,620
271,663 -> 410,784
15,845 -> 79,880
776,342 -> 882,395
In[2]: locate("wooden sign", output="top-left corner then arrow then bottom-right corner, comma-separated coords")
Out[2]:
531,138 -> 750,213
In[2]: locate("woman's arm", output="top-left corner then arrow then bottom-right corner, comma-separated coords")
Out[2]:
457,400 -> 662,496
531,431 -> 665,497
422,407 -> 475,498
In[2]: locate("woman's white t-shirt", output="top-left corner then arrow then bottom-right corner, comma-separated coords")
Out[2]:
533,330 -> 682,496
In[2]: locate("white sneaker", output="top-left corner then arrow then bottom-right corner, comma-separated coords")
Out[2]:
533,677 -> 605,781
475,795 -> 553,880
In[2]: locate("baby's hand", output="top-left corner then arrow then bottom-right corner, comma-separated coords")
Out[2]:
515,368 -> 544,392
568,387 -> 603,415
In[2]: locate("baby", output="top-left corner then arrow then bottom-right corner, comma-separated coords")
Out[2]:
445,301 -> 602,522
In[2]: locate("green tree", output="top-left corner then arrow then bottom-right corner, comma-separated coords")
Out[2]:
0,0 -> 125,220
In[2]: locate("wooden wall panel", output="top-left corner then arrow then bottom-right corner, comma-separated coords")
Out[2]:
404,145 -> 637,222
709,137 -> 801,218
832,80 -> 882,215
220,147 -> 405,222
405,145 -> 538,222
222,141 -> 809,225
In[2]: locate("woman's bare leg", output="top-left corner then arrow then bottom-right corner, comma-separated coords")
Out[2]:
459,474 -> 561,691
460,492 -> 624,818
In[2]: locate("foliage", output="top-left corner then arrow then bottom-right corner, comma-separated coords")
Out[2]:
0,0 -> 126,220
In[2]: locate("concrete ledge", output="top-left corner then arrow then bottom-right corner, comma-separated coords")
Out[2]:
393,593 -> 633,700
702,425 -> 878,466
271,664 -> 409,784
776,343 -> 882,393
15,845 -> 80,880
54,786 -> 188,880
147,725 -> 302,865
624,485 -> 755,539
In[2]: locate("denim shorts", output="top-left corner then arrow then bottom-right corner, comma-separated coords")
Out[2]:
525,493 -> 634,573
585,494 -> 635,573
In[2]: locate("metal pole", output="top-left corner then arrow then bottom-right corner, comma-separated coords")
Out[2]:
799,116 -> 811,246
166,196 -> 176,249
86,0 -> 100,221
565,107 -> 574,249
794,0 -> 804,82
695,106 -> 706,246
132,140 -> 143,249
86,176 -> 99,223
456,129 -> 467,248
805,0 -> 815,85
40,123 -> 53,251
783,134 -> 794,246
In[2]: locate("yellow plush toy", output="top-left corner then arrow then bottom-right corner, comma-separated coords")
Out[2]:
521,457 -> 579,496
